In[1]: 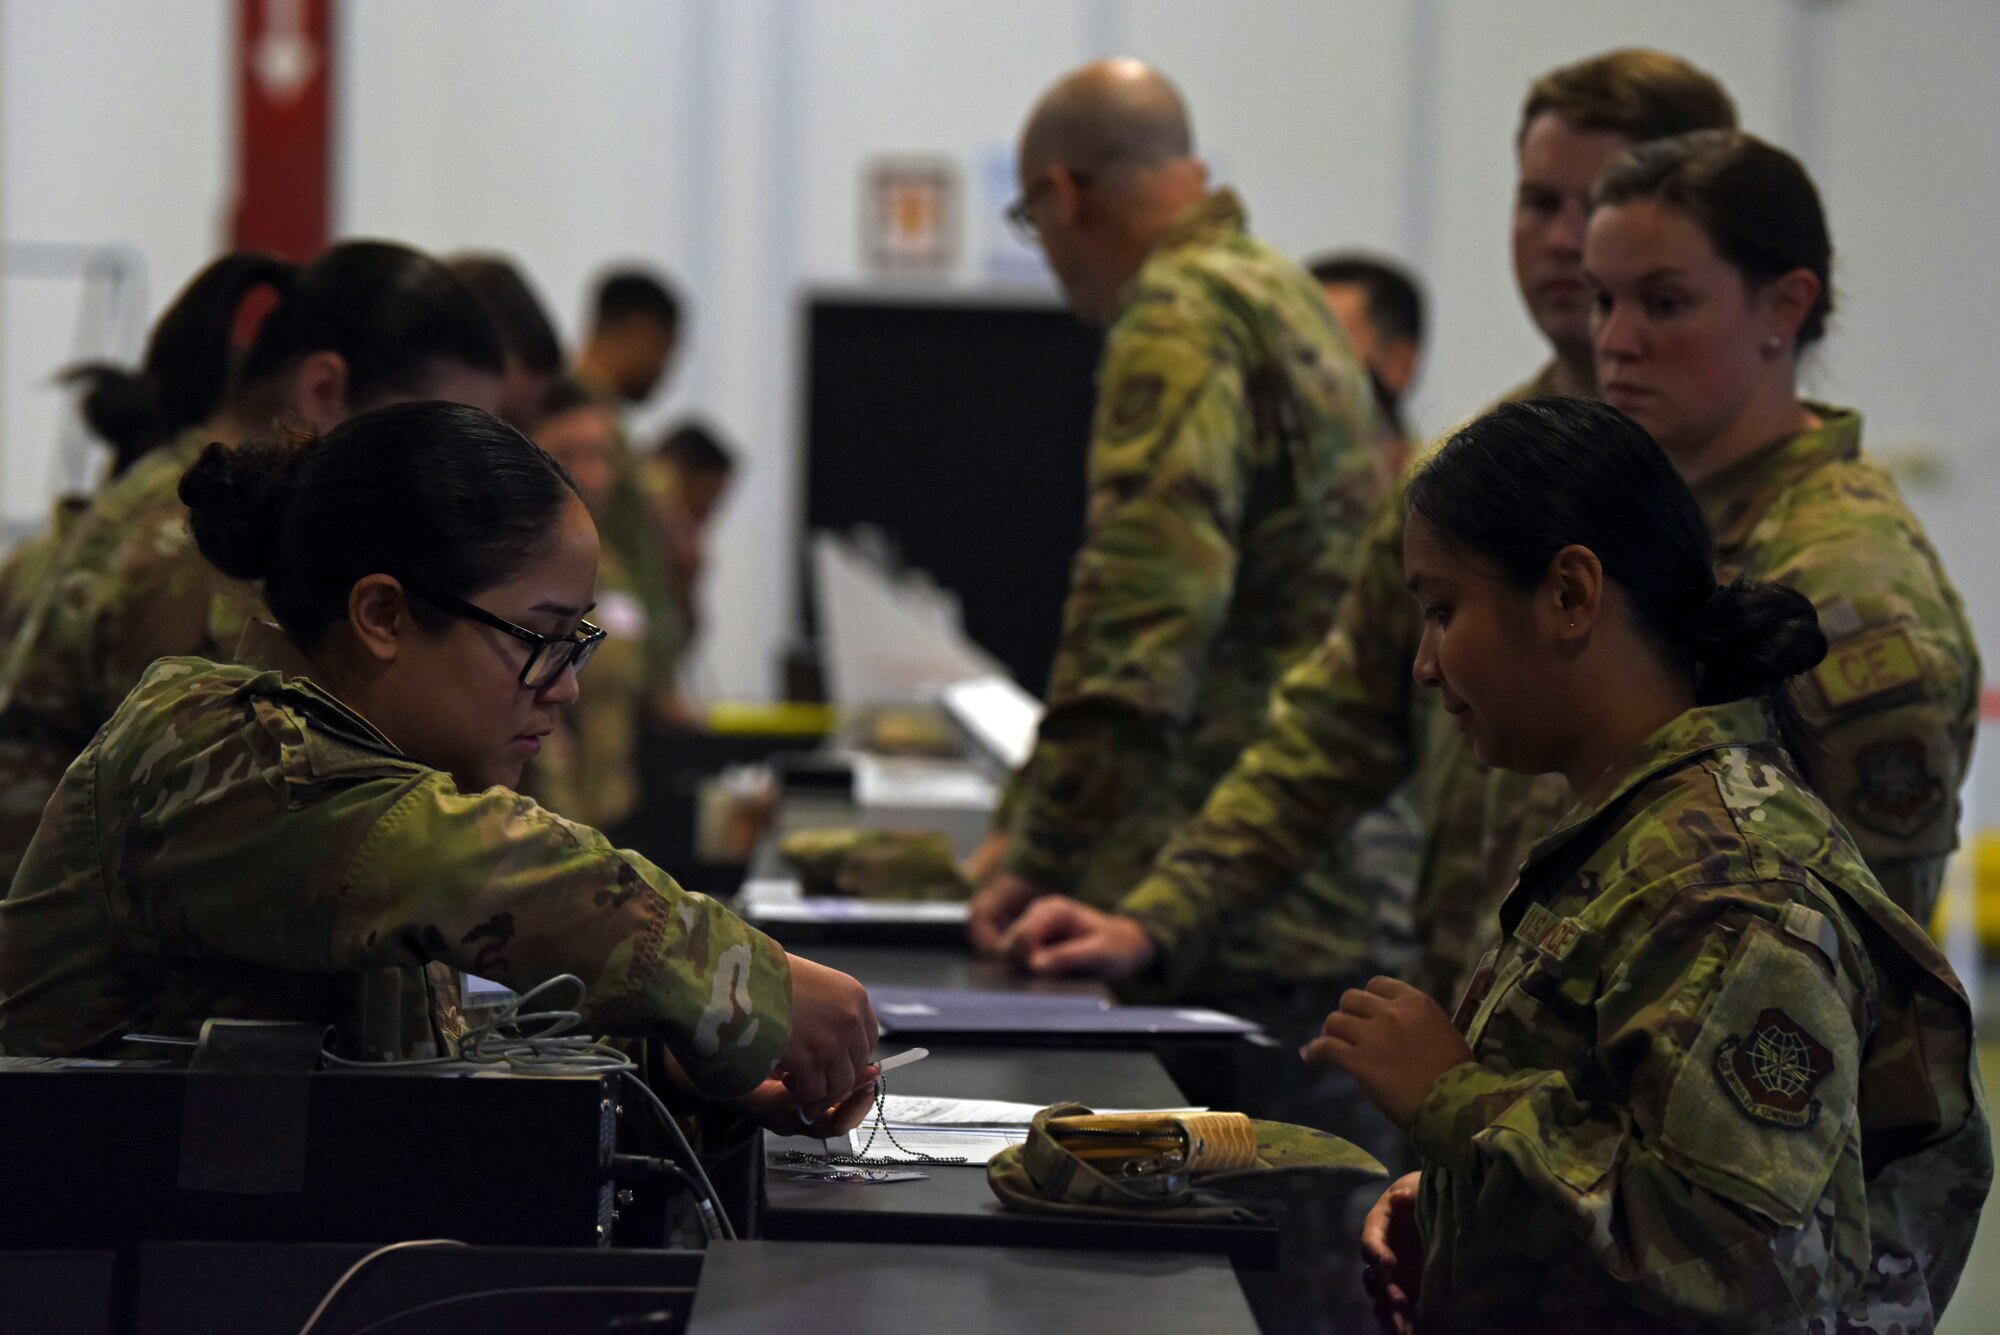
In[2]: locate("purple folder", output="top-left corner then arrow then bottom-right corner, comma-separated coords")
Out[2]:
867,985 -> 1262,1040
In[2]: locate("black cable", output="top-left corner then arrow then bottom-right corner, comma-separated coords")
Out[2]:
294,1239 -> 466,1335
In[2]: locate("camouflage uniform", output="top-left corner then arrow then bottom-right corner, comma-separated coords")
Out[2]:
1410,698 -> 1990,1331
1408,405 -> 1980,1008
1114,367 -> 1555,994
0,620 -> 790,1097
0,497 -> 90,650
589,403 -> 693,711
519,545 -> 650,829
1121,395 -> 1979,1011
999,189 -> 1384,993
0,430 -> 255,888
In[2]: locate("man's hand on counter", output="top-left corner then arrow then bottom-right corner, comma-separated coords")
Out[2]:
968,870 -> 1049,956
999,896 -> 1158,980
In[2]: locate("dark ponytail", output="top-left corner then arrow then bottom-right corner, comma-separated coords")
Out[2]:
180,401 -> 582,653
63,252 -> 296,470
1408,396 -> 1827,776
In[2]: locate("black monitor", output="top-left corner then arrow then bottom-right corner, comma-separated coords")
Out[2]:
801,293 -> 1102,693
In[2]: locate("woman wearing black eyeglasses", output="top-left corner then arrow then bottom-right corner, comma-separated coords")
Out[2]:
0,401 -> 880,1135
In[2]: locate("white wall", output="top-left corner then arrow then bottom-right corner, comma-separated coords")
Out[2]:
6,0 -> 2000,728
0,0 -> 230,533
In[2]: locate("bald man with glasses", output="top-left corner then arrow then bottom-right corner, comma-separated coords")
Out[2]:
971,60 -> 1383,1017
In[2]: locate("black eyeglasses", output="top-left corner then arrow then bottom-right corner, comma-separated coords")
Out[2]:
404,583 -> 606,689
1005,169 -> 1092,246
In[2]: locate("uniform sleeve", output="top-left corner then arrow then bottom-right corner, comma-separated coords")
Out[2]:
1792,620 -> 1975,927
1116,485 -> 1423,984
1002,315 -> 1254,892
121,766 -> 792,1099
1410,900 -> 1860,1323
601,445 -> 688,701
83,512 -> 220,723
1755,498 -> 1981,927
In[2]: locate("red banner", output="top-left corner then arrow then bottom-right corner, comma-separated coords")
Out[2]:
232,0 -> 332,261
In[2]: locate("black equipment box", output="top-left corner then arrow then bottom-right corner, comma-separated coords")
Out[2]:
0,1060 -> 617,1250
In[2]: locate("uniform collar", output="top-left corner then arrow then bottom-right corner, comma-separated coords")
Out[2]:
1504,362 -> 1563,403
1148,188 -> 1247,257
1523,698 -> 1778,868
1691,404 -> 1862,561
233,618 -> 406,757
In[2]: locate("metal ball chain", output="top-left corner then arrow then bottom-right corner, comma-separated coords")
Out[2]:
773,1072 -> 969,1167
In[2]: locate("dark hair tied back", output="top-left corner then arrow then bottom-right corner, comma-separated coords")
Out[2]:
1410,397 -> 1828,777
1688,578 -> 1826,705
1593,130 -> 1834,348
179,435 -> 309,584
61,252 -> 296,472
180,402 -> 581,653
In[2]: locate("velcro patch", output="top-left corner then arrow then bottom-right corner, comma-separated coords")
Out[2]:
1849,737 -> 1946,840
1512,903 -> 1587,961
1658,924 -> 1855,1226
1814,626 -> 1923,710
1715,1007 -> 1836,1130
1104,373 -> 1166,440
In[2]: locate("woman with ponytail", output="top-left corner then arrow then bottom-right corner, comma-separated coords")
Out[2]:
0,242 -> 506,886
1398,127 -> 1981,1034
1311,398 -> 1987,1332
0,401 -> 882,1136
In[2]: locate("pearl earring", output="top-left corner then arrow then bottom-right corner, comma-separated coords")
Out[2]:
1765,335 -> 1782,353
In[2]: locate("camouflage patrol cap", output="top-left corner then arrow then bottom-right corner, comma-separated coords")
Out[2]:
986,1102 -> 1385,1222
780,828 -> 973,902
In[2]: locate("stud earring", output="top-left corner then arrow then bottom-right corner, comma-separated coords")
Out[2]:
1764,335 -> 1782,353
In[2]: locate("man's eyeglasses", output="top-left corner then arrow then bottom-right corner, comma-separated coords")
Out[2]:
1005,169 -> 1091,246
404,583 -> 606,689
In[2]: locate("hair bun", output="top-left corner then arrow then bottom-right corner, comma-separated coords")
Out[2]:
178,437 -> 308,582
1689,577 -> 1827,703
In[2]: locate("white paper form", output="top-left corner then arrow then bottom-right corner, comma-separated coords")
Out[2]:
813,1095 -> 1211,1166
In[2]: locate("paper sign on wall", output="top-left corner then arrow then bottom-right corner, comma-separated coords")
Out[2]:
863,157 -> 960,275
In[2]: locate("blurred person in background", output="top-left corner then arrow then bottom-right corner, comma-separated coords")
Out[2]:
573,267 -> 694,721
449,254 -> 564,428
575,269 -> 682,411
641,419 -> 739,723
519,377 -> 649,829
1307,253 -> 1427,477
0,242 -> 505,888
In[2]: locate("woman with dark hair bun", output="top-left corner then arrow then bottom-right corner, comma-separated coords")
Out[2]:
0,401 -> 881,1134
1309,397 -> 1986,1333
0,241 -> 508,887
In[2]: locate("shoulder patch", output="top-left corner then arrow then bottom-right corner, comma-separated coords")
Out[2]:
1813,625 -> 1923,710
1848,737 -> 1946,839
1104,373 -> 1166,441
1715,1007 -> 1836,1130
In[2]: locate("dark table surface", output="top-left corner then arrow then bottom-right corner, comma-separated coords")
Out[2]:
686,1239 -> 1260,1335
807,942 -> 1109,997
